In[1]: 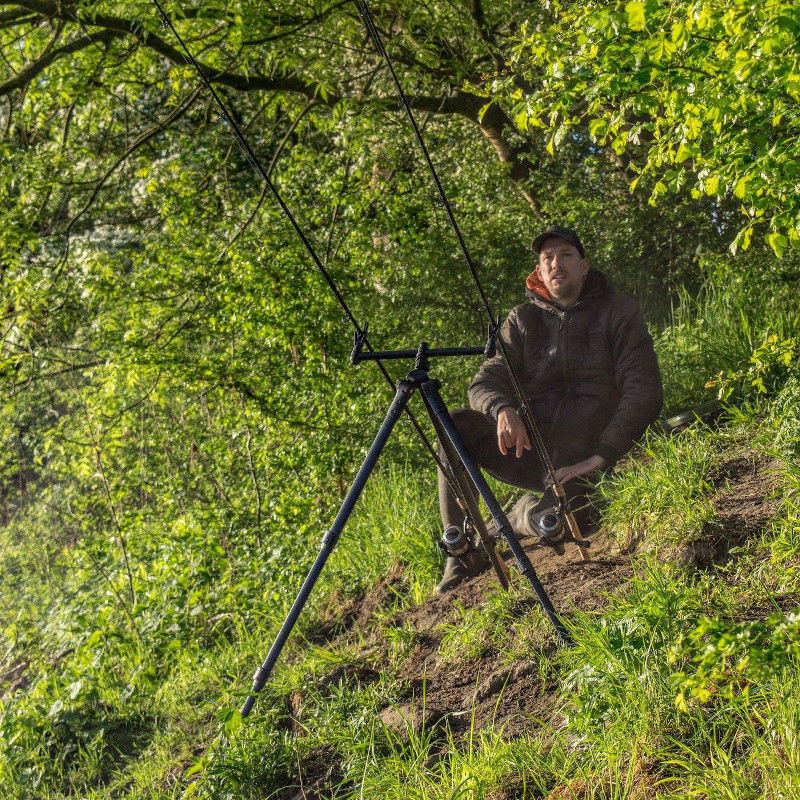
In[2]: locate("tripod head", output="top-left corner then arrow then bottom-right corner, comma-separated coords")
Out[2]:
350,322 -> 496,371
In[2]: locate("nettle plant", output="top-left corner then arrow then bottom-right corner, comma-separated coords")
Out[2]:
670,612 -> 800,711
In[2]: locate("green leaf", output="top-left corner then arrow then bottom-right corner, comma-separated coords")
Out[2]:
625,1 -> 646,31
685,116 -> 702,140
588,118 -> 608,138
675,142 -> 693,163
730,224 -> 754,253
733,176 -> 750,199
766,232 -> 789,257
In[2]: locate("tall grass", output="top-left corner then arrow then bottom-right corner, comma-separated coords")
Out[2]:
655,268 -> 800,414
321,463 -> 443,603
597,425 -> 721,551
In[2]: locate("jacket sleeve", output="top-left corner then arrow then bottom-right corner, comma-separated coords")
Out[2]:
467,306 -> 526,418
595,299 -> 663,465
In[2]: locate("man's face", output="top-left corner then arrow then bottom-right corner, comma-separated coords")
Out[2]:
536,237 -> 590,306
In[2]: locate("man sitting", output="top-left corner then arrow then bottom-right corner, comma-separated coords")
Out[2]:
437,225 -> 663,593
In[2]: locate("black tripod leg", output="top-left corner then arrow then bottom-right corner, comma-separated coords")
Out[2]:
240,379 -> 416,717
423,401 -> 510,589
420,380 -> 572,645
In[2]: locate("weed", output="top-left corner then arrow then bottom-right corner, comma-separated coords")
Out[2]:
437,584 -> 547,664
324,463 -> 442,600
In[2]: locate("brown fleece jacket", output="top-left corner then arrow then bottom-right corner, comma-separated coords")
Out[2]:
467,268 -> 663,467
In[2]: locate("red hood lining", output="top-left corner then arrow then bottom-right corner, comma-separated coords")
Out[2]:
525,268 -> 552,301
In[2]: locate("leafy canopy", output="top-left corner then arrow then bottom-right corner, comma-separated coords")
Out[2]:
496,0 -> 800,255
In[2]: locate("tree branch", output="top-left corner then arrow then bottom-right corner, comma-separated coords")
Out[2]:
0,7 -> 35,26
62,84 -> 202,236
3,0 -> 543,212
469,0 -> 504,71
241,0 -> 351,45
378,87 -> 545,216
0,28 -> 121,96
215,98 -> 315,261
8,0 -> 343,104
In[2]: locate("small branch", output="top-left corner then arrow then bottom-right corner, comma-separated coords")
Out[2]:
62,85 -> 201,237
0,8 -> 36,26
83,547 -> 144,646
11,0 -> 342,105
241,0 -> 350,45
9,360 -> 104,396
323,153 -> 353,266
215,98 -> 315,260
238,394 -> 263,541
93,443 -> 137,609
469,0 -> 504,71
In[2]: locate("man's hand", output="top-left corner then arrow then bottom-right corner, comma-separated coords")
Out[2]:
552,455 -> 607,484
497,407 -> 531,458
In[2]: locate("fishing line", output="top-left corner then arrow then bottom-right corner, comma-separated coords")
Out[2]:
355,0 -> 589,554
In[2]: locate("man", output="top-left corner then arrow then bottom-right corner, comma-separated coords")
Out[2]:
436,225 -> 663,593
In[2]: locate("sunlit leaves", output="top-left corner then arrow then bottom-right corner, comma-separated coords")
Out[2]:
502,0 -> 800,255
625,1 -> 647,30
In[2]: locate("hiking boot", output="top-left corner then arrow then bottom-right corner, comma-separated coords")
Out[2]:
435,548 -> 491,595
435,556 -> 469,594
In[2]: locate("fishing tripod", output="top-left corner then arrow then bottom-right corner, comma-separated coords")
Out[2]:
240,335 -> 571,717
152,0 -> 576,721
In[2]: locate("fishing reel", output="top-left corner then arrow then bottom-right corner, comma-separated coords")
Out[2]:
439,518 -> 475,558
528,507 -> 566,543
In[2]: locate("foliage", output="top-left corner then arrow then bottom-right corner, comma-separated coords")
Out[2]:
772,376 -> 800,457
597,425 -> 720,549
671,611 -> 800,711
706,333 -> 799,401
1,0 -> 800,798
654,250 -> 800,413
499,0 -> 800,253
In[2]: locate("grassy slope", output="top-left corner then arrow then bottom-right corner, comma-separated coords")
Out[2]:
2,271 -> 800,799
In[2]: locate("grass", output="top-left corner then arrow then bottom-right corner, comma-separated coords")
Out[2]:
656,265 -> 800,414
321,461 -> 444,604
597,425 -> 721,552
437,584 -> 550,664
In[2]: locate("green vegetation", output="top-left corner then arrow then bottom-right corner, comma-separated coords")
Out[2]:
2,0 -> 800,797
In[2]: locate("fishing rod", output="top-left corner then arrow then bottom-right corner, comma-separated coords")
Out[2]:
151,1 -> 524,717
355,0 -> 590,559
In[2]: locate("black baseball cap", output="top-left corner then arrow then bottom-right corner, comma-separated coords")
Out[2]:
531,225 -> 585,258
